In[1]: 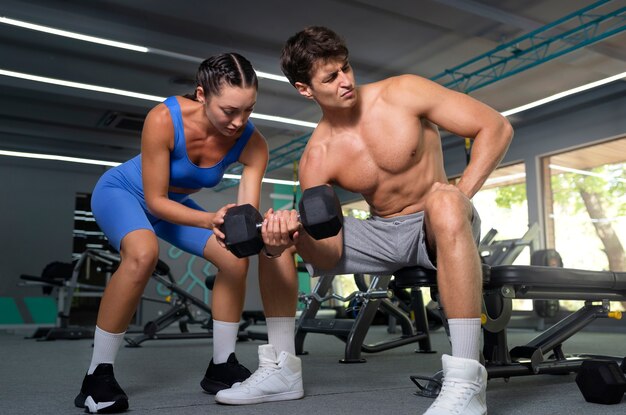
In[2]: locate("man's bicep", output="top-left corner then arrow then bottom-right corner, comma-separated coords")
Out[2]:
422,81 -> 500,139
298,145 -> 335,189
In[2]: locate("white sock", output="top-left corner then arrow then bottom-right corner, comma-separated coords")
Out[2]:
448,318 -> 482,361
212,320 -> 239,364
266,317 -> 296,356
88,326 -> 125,375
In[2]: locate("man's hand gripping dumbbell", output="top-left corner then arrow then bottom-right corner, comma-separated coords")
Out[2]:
214,184 -> 343,258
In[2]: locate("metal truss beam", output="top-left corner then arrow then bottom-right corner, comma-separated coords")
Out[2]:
432,0 -> 626,92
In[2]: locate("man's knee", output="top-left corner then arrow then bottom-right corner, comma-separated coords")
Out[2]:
424,189 -> 473,233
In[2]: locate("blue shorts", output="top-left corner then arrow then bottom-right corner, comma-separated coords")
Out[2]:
91,167 -> 213,257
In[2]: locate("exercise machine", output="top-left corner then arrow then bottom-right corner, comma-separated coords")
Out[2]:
20,249 -> 256,344
395,264 -> 626,396
124,258 -> 219,347
19,249 -> 117,340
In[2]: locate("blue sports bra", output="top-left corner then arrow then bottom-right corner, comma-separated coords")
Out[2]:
126,96 -> 254,190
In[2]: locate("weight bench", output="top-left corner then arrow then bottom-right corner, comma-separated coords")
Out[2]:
295,267 -> 446,363
394,264 -> 626,392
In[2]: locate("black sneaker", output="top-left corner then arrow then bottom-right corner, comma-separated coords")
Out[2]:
200,353 -> 252,394
74,364 -> 129,413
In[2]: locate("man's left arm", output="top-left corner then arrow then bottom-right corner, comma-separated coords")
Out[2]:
396,75 -> 514,198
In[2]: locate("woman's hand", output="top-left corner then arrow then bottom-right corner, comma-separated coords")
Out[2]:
211,203 -> 237,249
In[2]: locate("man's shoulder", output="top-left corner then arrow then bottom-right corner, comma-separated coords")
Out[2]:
361,75 -> 424,99
380,74 -> 429,91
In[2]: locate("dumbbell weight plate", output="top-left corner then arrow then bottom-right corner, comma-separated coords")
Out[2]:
222,204 -> 264,258
299,185 -> 343,240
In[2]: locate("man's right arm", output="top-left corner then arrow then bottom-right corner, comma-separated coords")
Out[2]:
294,142 -> 345,270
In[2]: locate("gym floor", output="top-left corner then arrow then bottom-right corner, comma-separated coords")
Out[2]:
2,323 -> 625,414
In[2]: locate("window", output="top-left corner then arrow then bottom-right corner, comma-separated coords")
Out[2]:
542,136 -> 626,312
542,137 -> 626,271
452,162 -> 533,267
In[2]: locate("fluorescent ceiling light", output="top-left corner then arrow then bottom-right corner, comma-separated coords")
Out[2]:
501,71 -> 626,117
0,149 -> 298,185
0,16 -> 290,83
225,174 -> 299,186
250,113 -> 318,129
0,149 -> 121,167
0,17 -> 148,52
0,69 -> 314,128
0,69 -> 164,101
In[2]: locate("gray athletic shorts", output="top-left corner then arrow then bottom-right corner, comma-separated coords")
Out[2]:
306,206 -> 481,276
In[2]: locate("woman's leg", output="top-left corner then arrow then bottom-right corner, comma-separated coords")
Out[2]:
96,229 -> 159,332
76,229 -> 158,414
197,235 -> 253,393
202,235 -> 249,324
258,248 -> 298,355
89,230 -> 159,373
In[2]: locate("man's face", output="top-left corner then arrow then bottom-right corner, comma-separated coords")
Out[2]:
297,57 -> 356,109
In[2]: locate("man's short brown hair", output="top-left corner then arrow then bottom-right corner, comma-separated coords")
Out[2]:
280,26 -> 349,87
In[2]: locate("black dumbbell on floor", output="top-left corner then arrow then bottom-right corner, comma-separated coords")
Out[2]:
221,184 -> 343,258
575,359 -> 626,405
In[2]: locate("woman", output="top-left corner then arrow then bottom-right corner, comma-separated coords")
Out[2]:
74,53 -> 300,414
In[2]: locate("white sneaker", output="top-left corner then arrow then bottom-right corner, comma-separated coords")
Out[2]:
423,354 -> 487,415
215,344 -> 304,405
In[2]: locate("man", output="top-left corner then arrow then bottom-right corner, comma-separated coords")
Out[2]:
265,26 -> 513,415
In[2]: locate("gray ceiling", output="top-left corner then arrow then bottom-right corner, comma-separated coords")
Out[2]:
1,0 -> 624,181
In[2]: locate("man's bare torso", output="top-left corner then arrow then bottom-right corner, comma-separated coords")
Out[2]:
303,78 -> 448,218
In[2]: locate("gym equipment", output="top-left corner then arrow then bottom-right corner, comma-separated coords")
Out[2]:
293,225 -> 544,363
20,248 -> 259,344
575,359 -> 626,404
396,264 -> 626,396
531,249 -> 562,329
124,259 -> 219,347
479,222 -> 540,266
19,249 -> 117,340
222,184 -> 343,258
296,270 -> 435,363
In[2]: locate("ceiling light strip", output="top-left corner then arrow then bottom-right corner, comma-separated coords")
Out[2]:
501,71 -> 626,116
0,149 -> 121,166
0,69 -> 164,101
0,69 -> 313,128
0,16 -> 289,82
0,16 -> 148,52
0,149 -> 299,185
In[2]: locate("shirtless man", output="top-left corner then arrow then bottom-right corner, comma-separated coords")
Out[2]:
267,26 -> 513,415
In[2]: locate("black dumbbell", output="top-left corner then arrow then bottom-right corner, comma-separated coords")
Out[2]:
298,184 -> 344,240
575,359 -> 626,405
221,184 -> 343,258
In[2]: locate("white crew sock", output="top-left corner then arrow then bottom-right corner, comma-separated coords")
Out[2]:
212,320 -> 240,364
448,318 -> 482,361
266,316 -> 296,356
88,326 -> 125,374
